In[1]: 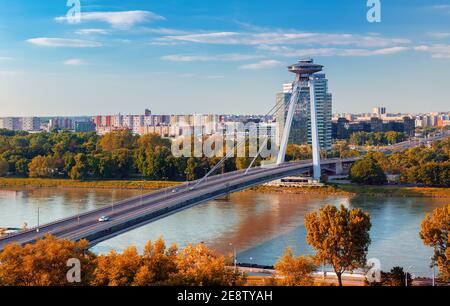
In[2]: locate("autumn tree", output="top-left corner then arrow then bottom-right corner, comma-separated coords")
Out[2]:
28,155 -> 57,178
173,243 -> 245,286
132,237 -> 178,285
98,130 -> 135,152
274,247 -> 317,286
304,205 -> 372,286
91,246 -> 142,286
0,235 -> 95,286
420,204 -> 449,282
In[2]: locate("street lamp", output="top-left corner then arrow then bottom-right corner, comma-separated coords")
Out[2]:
229,242 -> 237,274
36,206 -> 40,233
405,265 -> 414,287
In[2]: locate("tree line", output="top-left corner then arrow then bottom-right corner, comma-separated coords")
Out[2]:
349,138 -> 450,186
0,129 -> 257,181
349,131 -> 406,147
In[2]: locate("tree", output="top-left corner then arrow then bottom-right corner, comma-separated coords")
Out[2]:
0,159 -> 8,177
132,237 -> 178,285
111,149 -> 134,178
15,158 -> 30,176
420,204 -> 449,282
274,247 -> 317,286
91,247 -> 142,286
173,243 -> 245,286
0,235 -> 95,286
185,157 -> 200,181
69,153 -> 89,180
28,155 -> 57,178
349,156 -> 387,185
366,266 -> 412,286
98,130 -> 135,152
304,205 -> 372,286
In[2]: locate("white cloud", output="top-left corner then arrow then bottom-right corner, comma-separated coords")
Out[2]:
258,45 -> 409,57
239,60 -> 281,70
64,58 -> 86,65
56,11 -> 165,29
162,53 -> 261,62
163,31 -> 410,48
431,5 -> 450,11
76,28 -> 109,35
27,38 -> 102,48
428,32 -> 450,39
415,44 -> 450,59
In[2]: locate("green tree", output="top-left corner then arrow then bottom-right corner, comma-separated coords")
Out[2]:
15,158 -> 30,176
0,159 -> 9,177
304,205 -> 372,286
69,153 -> 89,180
349,156 -> 387,185
111,149 -> 133,178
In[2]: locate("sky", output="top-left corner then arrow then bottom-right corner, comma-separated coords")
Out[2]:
0,0 -> 449,116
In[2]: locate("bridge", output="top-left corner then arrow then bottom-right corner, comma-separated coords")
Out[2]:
2,57 -> 446,251
0,157 -> 360,251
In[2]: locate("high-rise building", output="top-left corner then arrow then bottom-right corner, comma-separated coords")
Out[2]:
372,107 -> 386,117
275,71 -> 332,150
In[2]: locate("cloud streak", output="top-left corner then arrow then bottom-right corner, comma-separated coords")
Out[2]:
56,11 -> 165,29
163,31 -> 410,48
162,53 -> 262,62
27,38 -> 102,48
64,58 -> 86,65
258,45 -> 409,57
415,44 -> 450,59
239,60 -> 281,70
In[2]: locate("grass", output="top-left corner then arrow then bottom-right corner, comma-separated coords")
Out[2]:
0,177 -> 180,190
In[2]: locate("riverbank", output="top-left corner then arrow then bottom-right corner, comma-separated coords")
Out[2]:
1,177 -> 449,198
250,184 -> 450,198
0,177 -> 180,190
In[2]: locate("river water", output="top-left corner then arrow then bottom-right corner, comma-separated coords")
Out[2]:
0,187 -> 447,277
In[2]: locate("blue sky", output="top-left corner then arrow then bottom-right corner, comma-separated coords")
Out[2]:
0,0 -> 449,116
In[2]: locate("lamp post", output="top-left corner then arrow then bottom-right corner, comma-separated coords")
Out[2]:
36,206 -> 40,233
229,242 -> 237,274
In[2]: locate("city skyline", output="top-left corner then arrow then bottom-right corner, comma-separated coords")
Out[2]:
0,0 -> 450,116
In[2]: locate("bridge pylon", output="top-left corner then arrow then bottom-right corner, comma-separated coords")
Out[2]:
276,59 -> 322,181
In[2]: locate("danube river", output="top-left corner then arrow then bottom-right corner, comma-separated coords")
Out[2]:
0,186 -> 447,277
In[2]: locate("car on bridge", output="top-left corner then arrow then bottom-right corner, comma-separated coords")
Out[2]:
98,216 -> 111,222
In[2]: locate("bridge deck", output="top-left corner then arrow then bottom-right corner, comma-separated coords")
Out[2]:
0,158 -> 360,250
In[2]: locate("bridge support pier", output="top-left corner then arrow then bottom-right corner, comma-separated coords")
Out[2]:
335,161 -> 344,175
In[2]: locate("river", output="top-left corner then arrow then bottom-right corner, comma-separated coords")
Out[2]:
0,186 -> 446,277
